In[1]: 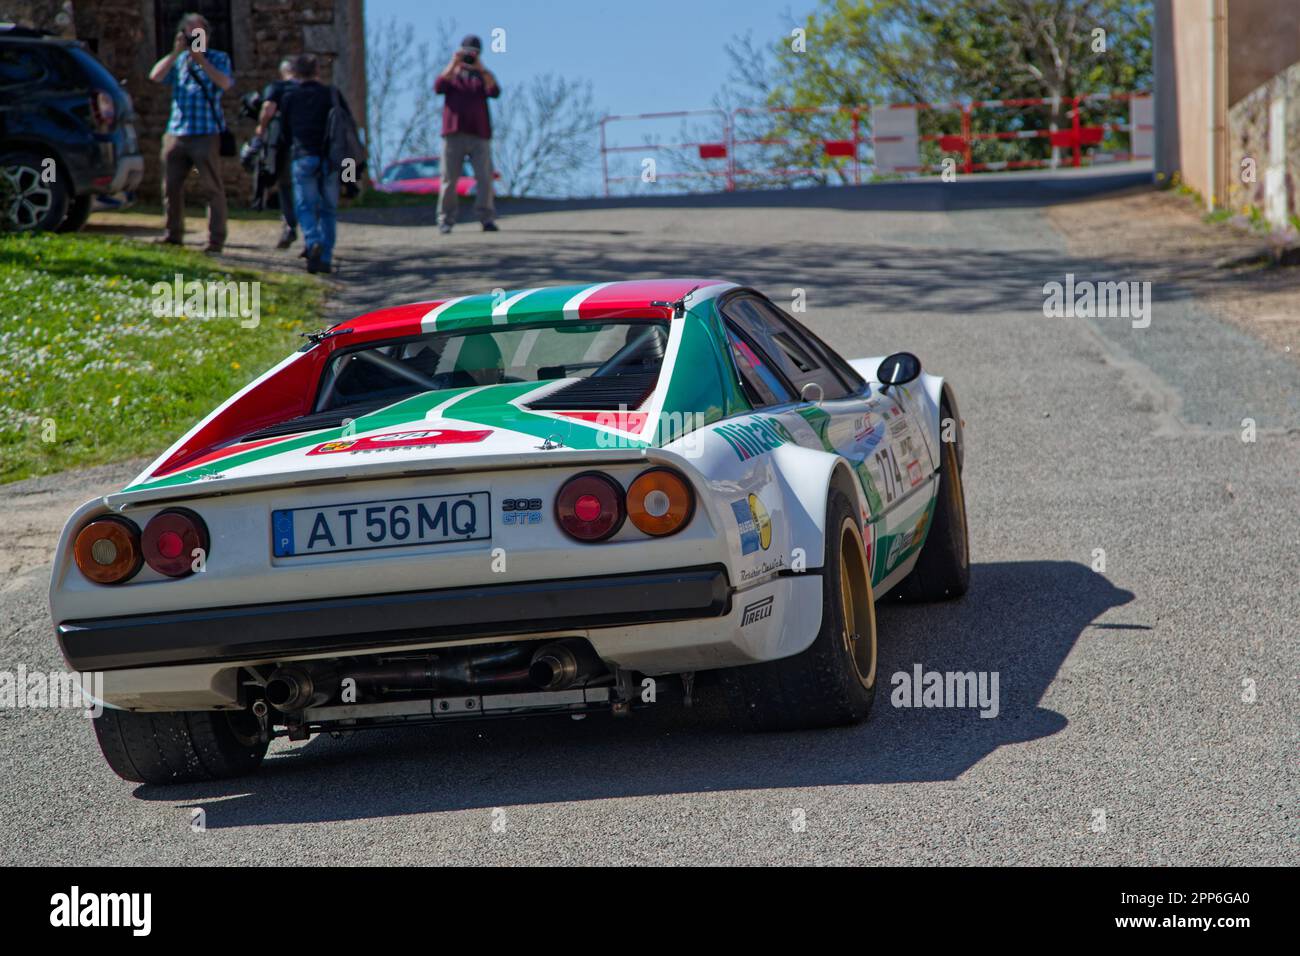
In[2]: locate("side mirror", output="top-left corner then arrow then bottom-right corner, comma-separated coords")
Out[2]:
876,352 -> 921,392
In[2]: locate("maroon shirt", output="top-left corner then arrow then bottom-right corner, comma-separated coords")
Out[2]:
434,68 -> 500,139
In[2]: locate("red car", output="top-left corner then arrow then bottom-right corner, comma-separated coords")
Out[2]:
373,155 -> 498,196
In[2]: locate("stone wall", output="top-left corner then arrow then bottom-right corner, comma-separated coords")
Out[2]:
1,0 -> 76,35
1227,63 -> 1300,228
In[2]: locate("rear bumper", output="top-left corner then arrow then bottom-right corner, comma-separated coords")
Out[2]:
105,153 -> 143,195
57,565 -> 731,672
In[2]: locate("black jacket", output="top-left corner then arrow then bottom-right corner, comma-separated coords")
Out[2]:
279,80 -> 353,160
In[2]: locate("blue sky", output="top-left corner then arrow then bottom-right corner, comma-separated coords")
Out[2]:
368,0 -> 810,194
371,0 -> 804,114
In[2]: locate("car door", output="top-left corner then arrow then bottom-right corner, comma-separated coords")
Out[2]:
719,292 -> 937,586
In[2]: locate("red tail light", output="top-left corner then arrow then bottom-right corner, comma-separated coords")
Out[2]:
556,472 -> 625,542
91,90 -> 116,133
73,516 -> 143,585
142,508 -> 209,577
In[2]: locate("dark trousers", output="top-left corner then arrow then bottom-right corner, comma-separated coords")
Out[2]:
161,133 -> 227,246
276,160 -> 297,229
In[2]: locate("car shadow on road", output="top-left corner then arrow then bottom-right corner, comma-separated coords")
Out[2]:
132,559 -> 1132,827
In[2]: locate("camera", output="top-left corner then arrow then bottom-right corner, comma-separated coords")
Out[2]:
460,49 -> 478,66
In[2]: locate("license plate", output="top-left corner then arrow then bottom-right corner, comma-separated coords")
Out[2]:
272,492 -> 490,557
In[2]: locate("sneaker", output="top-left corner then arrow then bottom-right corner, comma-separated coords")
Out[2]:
306,244 -> 324,274
202,244 -> 223,256
276,226 -> 297,250
152,236 -> 182,246
481,221 -> 499,232
438,223 -> 453,234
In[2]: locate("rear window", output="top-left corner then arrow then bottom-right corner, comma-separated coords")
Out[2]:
0,45 -> 47,86
316,320 -> 669,413
66,45 -> 122,95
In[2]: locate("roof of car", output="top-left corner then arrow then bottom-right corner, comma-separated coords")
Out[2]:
335,279 -> 738,343
0,23 -> 73,41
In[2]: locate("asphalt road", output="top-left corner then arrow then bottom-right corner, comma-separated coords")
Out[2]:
2,167 -> 1296,865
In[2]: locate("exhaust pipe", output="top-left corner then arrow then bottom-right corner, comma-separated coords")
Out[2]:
265,665 -> 335,712
529,639 -> 604,691
346,646 -> 534,694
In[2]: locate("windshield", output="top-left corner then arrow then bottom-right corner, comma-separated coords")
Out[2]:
315,320 -> 670,413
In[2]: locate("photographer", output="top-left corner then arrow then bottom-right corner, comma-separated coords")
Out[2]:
254,58 -> 300,249
148,13 -> 234,254
434,34 -> 500,234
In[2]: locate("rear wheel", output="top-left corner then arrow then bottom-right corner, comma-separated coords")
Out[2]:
57,193 -> 93,232
0,151 -> 68,232
92,707 -> 268,785
723,489 -> 877,731
892,401 -> 969,601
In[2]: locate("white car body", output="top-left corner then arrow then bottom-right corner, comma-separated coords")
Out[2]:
51,279 -> 960,726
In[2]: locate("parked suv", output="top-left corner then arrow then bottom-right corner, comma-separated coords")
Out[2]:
0,24 -> 143,231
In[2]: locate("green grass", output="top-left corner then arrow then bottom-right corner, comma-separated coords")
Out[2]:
0,232 -> 324,483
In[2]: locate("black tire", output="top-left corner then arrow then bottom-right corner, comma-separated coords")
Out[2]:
57,193 -> 93,232
92,707 -> 268,785
891,401 -> 970,601
0,150 -> 68,231
722,489 -> 878,731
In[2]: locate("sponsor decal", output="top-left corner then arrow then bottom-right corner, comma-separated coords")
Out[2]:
907,459 -> 923,486
853,412 -> 878,441
885,512 -> 930,567
731,493 -> 772,554
739,555 -> 785,582
307,428 -> 493,456
715,416 -> 795,461
885,528 -> 915,567
741,596 -> 775,627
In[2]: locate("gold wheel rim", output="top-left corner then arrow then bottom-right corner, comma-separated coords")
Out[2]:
946,440 -> 969,568
838,517 -> 877,689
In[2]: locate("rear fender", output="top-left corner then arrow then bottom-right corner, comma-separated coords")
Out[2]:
767,443 -> 865,571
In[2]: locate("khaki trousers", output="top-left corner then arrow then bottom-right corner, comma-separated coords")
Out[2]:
439,132 -> 496,225
161,133 -> 228,246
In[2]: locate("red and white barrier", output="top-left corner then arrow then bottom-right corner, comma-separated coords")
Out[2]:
872,93 -> 1152,174
598,109 -> 731,196
598,92 -> 1151,194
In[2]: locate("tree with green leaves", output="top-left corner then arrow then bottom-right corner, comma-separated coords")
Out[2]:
723,0 -> 1152,185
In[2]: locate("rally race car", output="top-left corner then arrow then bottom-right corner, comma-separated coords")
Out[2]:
50,278 -> 969,784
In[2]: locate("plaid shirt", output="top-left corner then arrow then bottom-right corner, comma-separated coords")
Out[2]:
164,50 -> 233,136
